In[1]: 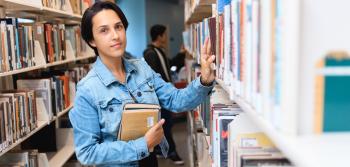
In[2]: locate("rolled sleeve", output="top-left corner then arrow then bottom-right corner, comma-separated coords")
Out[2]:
193,76 -> 215,95
132,137 -> 150,159
148,64 -> 214,112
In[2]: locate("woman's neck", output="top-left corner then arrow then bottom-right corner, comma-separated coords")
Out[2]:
99,55 -> 126,83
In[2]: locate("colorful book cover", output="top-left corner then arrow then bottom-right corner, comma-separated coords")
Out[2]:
315,52 -> 350,133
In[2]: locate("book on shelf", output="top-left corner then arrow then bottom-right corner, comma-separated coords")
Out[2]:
0,90 -> 37,146
184,0 -> 290,132
211,102 -> 241,167
0,149 -> 50,167
16,79 -> 54,123
193,84 -> 292,167
233,133 -> 292,167
118,103 -> 161,141
217,116 -> 234,167
314,52 -> 350,133
0,151 -> 30,167
0,17 -> 93,74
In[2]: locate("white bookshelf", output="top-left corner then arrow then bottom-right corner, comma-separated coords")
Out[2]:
216,79 -> 350,167
47,128 -> 75,167
185,0 -> 350,166
0,105 -> 73,157
48,144 -> 75,167
0,0 -> 92,166
42,7 -> 82,20
0,0 -> 42,11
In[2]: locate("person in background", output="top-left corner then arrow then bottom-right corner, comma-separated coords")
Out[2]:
143,24 -> 184,165
170,44 -> 186,73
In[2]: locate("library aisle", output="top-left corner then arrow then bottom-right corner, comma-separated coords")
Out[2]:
1,0 -> 350,167
158,121 -> 191,167
183,0 -> 350,167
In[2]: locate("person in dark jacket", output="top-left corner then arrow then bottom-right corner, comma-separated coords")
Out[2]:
143,24 -> 184,165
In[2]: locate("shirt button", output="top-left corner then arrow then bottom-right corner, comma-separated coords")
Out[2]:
109,107 -> 113,112
141,152 -> 145,157
137,92 -> 142,97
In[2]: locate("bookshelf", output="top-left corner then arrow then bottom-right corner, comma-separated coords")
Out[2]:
0,105 -> 73,157
216,80 -> 350,167
0,0 -> 95,166
184,0 -> 350,167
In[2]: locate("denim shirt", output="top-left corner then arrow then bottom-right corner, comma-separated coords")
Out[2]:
69,56 -> 213,167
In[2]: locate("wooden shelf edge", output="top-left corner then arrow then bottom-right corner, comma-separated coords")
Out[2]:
42,7 -> 82,20
48,144 -> 75,167
0,120 -> 47,157
2,0 -> 42,9
2,0 -> 82,20
0,55 -> 95,78
186,3 -> 212,24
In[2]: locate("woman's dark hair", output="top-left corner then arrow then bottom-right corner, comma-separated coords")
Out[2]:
81,1 -> 129,56
150,24 -> 166,42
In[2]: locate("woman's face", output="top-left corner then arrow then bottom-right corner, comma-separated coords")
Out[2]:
89,9 -> 126,58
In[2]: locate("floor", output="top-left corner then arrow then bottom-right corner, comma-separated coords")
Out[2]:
158,119 -> 191,167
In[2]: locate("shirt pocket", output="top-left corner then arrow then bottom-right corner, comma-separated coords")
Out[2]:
137,79 -> 159,104
98,97 -> 123,138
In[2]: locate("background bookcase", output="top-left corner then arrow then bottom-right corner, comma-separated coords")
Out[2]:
0,0 -> 96,166
183,0 -> 350,167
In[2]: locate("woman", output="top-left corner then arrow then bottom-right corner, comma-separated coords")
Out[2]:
69,1 -> 215,167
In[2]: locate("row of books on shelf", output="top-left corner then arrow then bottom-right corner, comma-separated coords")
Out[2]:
4,0 -> 95,16
0,89 -> 37,152
0,65 -> 91,153
42,0 -> 93,15
185,0 -> 277,127
183,0 -> 266,107
0,149 -> 47,167
0,148 -> 92,167
195,85 -> 293,167
184,0 -> 350,134
0,17 -> 92,73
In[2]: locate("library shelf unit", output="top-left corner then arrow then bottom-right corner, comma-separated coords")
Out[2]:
0,105 -> 73,157
0,0 -> 95,166
184,0 -> 350,167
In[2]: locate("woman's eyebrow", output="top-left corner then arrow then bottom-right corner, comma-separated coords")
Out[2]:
97,21 -> 123,29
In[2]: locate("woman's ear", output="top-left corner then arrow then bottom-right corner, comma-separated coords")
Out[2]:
89,40 -> 96,47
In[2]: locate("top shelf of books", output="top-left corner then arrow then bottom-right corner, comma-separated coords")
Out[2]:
0,0 -> 88,21
185,0 -> 215,24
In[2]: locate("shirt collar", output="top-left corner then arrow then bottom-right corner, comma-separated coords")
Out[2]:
93,56 -> 137,86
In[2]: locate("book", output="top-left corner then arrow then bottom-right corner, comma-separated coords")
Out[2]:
118,103 -> 161,141
16,79 -> 54,122
314,52 -> 350,133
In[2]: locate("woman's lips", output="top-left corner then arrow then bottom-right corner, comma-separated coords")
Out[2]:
111,43 -> 122,48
